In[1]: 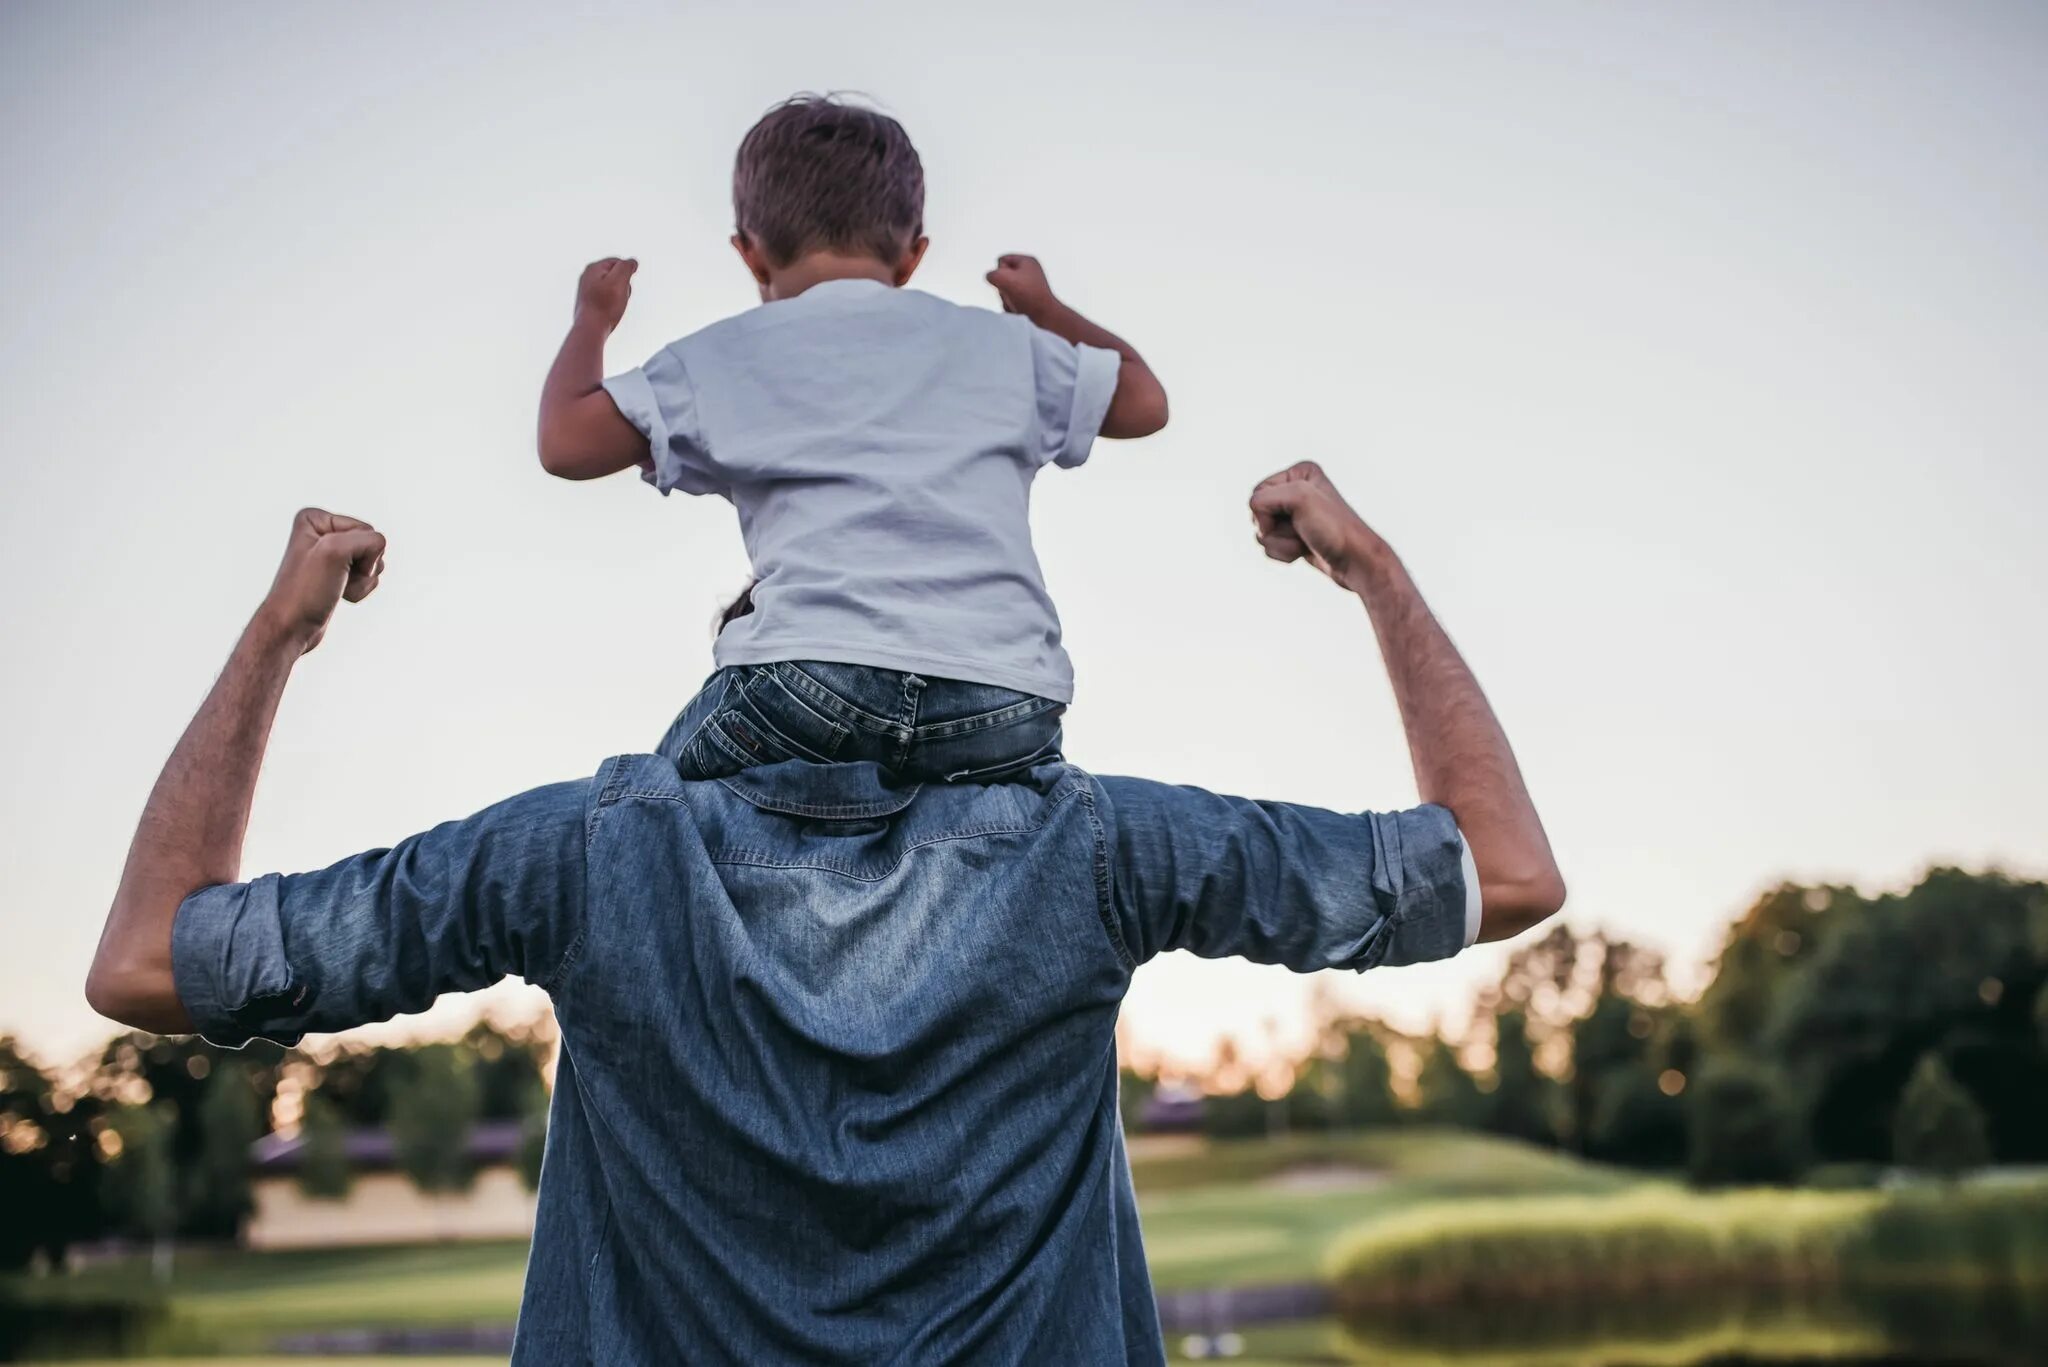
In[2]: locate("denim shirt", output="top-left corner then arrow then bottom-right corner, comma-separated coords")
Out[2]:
172,757 -> 1472,1365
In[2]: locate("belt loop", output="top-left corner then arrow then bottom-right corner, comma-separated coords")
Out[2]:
900,672 -> 926,729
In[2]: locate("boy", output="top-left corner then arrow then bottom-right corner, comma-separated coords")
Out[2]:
536,94 -> 1167,781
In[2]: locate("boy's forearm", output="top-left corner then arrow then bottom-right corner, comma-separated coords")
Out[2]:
1026,298 -> 1143,366
1026,299 -> 1170,439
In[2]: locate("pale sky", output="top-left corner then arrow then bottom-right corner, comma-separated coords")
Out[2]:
4,1 -> 2044,1073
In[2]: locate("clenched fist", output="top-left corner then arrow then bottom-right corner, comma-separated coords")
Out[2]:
576,257 -> 638,334
256,509 -> 387,654
986,255 -> 1058,319
1249,462 -> 1387,586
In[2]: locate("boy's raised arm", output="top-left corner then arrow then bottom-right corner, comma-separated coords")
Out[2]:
537,258 -> 649,480
987,255 -> 1169,440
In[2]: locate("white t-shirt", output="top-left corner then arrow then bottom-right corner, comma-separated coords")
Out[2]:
603,279 -> 1121,703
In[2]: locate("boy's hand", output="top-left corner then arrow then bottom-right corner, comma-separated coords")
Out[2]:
987,255 -> 1059,319
575,257 -> 638,334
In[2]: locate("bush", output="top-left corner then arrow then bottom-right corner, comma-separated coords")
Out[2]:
1893,1052 -> 1991,1178
1327,1173 -> 2048,1321
1805,1162 -> 1886,1190
1686,1059 -> 1805,1187
1327,1186 -> 1872,1313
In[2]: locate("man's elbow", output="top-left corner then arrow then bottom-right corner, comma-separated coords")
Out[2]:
85,930 -> 188,1034
85,957 -> 150,1030
1476,867 -> 1567,944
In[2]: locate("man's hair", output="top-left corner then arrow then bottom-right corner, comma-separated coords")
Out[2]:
733,94 -> 924,268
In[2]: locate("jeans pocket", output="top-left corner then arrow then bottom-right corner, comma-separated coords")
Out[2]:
719,666 -> 850,765
928,705 -> 1066,782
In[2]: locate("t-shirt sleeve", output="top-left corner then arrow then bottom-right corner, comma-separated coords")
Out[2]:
1029,326 -> 1123,470
601,345 -> 725,497
1094,776 -> 1474,972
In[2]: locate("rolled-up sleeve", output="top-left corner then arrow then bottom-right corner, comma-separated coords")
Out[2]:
171,777 -> 595,1048
602,345 -> 724,497
1095,777 -> 1473,972
1029,325 -> 1122,470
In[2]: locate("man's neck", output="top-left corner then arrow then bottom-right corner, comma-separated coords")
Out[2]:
765,252 -> 897,301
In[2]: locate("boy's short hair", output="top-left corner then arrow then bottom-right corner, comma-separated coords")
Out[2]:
733,94 -> 924,267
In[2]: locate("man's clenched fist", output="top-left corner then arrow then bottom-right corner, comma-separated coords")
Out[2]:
258,508 -> 386,654
1249,462 -> 1385,586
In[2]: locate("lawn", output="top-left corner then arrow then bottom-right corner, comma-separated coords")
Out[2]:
7,1130 -> 1629,1361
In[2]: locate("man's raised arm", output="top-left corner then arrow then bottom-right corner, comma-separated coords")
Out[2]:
1250,462 -> 1565,941
85,511 -> 386,1033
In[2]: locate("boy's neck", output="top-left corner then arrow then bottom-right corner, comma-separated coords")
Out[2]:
765,251 -> 898,301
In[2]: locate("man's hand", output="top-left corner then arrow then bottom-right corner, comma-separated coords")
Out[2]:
986,254 -> 1058,319
575,257 -> 638,335
256,509 -> 386,655
1249,462 -> 1387,587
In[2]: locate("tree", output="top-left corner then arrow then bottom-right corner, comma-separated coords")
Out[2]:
188,1067 -> 261,1238
389,1044 -> 479,1193
1332,1024 -> 1398,1130
1588,1064 -> 1686,1168
1892,1052 -> 1991,1178
1485,1011 -> 1556,1146
1765,870 -> 2048,1165
1686,1058 -> 1804,1187
1412,1037 -> 1485,1129
1282,1056 -> 1339,1132
295,1090 -> 353,1201
517,1089 -> 549,1194
1695,884 -> 1841,1054
87,1033 -> 281,1239
310,1045 -> 417,1127
463,1021 -> 549,1122
1117,1066 -> 1157,1135
102,1104 -> 178,1282
1201,1087 -> 1270,1140
1,1038 -> 104,1270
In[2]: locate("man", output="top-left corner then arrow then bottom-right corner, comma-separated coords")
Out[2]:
87,463 -> 1563,1365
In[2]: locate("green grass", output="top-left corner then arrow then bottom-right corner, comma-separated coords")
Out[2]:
1134,1128 -> 1637,1291
7,1131 -> 1626,1360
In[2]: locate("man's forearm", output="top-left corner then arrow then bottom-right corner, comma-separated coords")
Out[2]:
86,616 -> 298,1032
1341,538 -> 1564,940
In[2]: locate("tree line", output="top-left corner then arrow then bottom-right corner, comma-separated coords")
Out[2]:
0,1020 -> 551,1272
1124,867 -> 2048,1185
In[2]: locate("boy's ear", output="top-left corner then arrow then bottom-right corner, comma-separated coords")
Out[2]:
894,236 -> 930,287
732,233 -> 774,292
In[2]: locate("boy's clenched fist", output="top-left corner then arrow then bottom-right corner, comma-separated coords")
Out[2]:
576,257 -> 638,333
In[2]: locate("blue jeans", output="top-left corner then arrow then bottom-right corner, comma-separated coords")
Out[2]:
660,660 -> 1065,783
